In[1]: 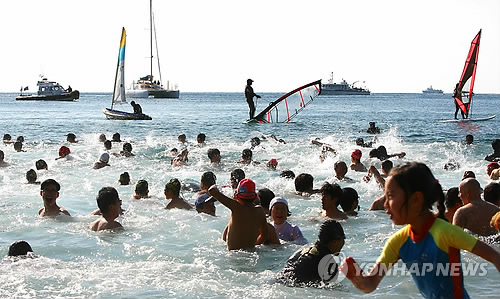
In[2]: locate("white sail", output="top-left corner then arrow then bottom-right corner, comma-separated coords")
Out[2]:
112,27 -> 127,107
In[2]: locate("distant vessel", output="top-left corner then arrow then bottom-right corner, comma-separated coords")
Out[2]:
126,0 -> 179,99
320,72 -> 370,95
422,86 -> 443,94
16,78 -> 79,101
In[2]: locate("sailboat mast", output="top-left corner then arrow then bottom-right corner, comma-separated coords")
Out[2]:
150,0 -> 153,80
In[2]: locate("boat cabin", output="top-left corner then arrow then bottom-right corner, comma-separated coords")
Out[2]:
37,78 -> 68,96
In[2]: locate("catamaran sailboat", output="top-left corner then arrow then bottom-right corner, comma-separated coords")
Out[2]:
441,29 -> 495,123
126,0 -> 179,99
103,28 -> 152,120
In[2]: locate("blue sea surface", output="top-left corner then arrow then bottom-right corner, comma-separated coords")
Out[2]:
0,92 -> 499,298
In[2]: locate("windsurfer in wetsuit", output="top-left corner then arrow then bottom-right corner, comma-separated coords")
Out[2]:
453,83 -> 466,119
245,79 -> 261,119
130,101 -> 143,115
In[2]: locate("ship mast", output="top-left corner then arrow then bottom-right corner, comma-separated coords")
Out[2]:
149,0 -> 153,80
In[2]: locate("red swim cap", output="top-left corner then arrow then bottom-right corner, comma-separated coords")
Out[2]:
351,149 -> 362,160
59,146 -> 70,156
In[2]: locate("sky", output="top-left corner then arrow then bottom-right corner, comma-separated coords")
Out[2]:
1,0 -> 499,93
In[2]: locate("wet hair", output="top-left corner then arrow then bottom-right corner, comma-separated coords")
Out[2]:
14,141 -> 23,151
35,159 -> 48,170
26,169 -> 37,183
8,241 -> 33,257
230,169 -> 246,186
381,160 -> 394,174
341,187 -> 359,212
96,187 -> 120,214
369,148 -> 381,159
356,138 -> 364,146
207,148 -> 220,160
377,146 -> 389,160
444,160 -> 460,171
465,134 -> 473,144
334,161 -> 347,171
389,162 -> 445,217
201,171 -> 217,187
444,187 -> 461,209
280,170 -> 295,179
123,142 -> 132,152
318,220 -> 345,246
165,178 -> 181,196
135,180 -> 149,195
178,134 -> 186,142
41,179 -> 60,191
242,148 -> 252,160
320,182 -> 343,206
197,133 -> 206,142
67,133 -> 76,142
3,134 -> 12,141
112,133 -> 121,142
484,182 -> 500,206
462,170 -> 476,180
99,133 -> 107,142
16,136 -> 24,142
119,172 -> 130,185
492,139 -> 500,151
250,137 -> 261,148
104,140 -> 112,150
257,188 -> 275,211
295,173 -> 314,192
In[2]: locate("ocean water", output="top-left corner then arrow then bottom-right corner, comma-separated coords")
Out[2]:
0,92 -> 499,298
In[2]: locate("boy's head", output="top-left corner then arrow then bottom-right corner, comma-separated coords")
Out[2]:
135,180 -> 149,197
104,140 -> 112,150
197,133 -> 206,144
257,188 -> 275,213
123,143 -> 132,153
8,240 -> 33,257
164,178 -> 181,196
465,134 -> 473,145
200,172 -> 217,190
294,173 -> 314,193
119,172 -> 130,185
96,187 -> 121,216
195,193 -> 216,216
381,160 -> 394,174
112,132 -> 121,142
250,137 -> 261,148
241,149 -> 252,161
230,168 -> 245,189
484,182 -> 500,207
207,148 -> 221,163
462,170 -> 476,180
320,182 -> 342,211
16,136 -> 24,143
269,197 -> 291,225
67,133 -> 77,143
235,178 -> 257,202
35,159 -> 48,170
3,134 -> 12,141
26,169 -> 37,183
178,134 -> 186,143
99,153 -> 110,164
369,148 -> 380,159
334,161 -> 347,177
340,187 -> 359,213
40,179 -> 60,203
14,141 -> 23,152
318,219 -> 345,254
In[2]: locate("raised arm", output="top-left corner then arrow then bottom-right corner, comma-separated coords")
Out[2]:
208,184 -> 238,211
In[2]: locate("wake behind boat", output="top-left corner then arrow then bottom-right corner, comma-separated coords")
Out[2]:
103,28 -> 152,121
126,0 -> 179,99
16,78 -> 79,101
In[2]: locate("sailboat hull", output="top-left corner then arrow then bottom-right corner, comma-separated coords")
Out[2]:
103,108 -> 152,120
126,89 -> 180,99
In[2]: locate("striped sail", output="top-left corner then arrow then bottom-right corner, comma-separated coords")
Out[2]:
112,27 -> 127,107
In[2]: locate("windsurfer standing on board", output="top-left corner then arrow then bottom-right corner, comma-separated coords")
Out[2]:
453,83 -> 468,119
245,79 -> 261,119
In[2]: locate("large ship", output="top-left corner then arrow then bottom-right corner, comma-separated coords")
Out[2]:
320,72 -> 370,95
422,85 -> 443,94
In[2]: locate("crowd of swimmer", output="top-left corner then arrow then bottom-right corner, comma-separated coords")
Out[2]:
2,122 -> 500,297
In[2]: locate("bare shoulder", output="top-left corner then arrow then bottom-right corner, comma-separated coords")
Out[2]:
60,208 -> 71,216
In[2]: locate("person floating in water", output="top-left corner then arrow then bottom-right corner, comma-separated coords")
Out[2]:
130,101 -> 143,115
245,78 -> 261,119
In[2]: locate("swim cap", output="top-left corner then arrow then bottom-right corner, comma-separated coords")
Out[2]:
269,197 -> 289,212
351,149 -> 362,160
59,146 -> 70,156
99,152 -> 110,163
488,162 -> 500,170
267,158 -> 278,168
236,178 -> 257,201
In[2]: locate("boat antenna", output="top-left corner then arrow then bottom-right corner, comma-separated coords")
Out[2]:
152,12 -> 163,87
149,0 -> 153,81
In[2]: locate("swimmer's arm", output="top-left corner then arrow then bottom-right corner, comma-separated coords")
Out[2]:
208,185 -> 237,210
471,240 -> 500,272
369,195 -> 386,211
343,258 -> 387,293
